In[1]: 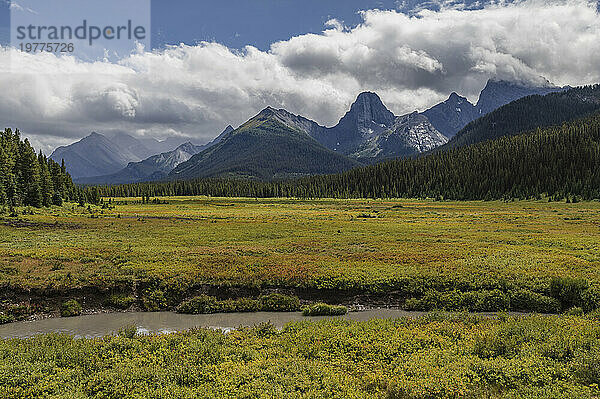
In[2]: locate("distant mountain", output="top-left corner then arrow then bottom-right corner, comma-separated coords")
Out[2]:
170,108 -> 360,180
421,79 -> 567,139
444,85 -> 600,148
50,132 -> 146,178
262,110 -> 600,200
50,132 -> 198,179
352,112 -> 447,159
137,136 -> 193,155
56,78 -> 570,182
314,92 -> 396,154
422,92 -> 480,138
476,79 -> 566,116
310,92 -> 447,161
76,125 -> 234,184
170,93 -> 451,181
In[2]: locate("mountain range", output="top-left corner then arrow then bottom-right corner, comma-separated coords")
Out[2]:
170,108 -> 361,180
50,132 -> 196,179
76,126 -> 234,184
444,84 -> 600,149
53,78 -> 567,183
421,79 -> 566,138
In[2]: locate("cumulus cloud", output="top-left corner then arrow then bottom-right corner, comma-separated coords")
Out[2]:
1,0 -> 599,154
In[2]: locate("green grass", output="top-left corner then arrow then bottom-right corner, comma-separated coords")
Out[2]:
1,314 -> 600,398
3,197 -> 600,396
1,197 -> 600,312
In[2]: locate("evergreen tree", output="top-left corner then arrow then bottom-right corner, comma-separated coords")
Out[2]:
0,128 -> 78,208
16,138 -> 42,207
91,111 -> 600,202
38,151 -> 54,207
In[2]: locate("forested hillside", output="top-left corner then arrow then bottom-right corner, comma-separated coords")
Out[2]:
169,108 -> 360,180
93,112 -> 600,201
0,128 -> 77,208
446,85 -> 600,148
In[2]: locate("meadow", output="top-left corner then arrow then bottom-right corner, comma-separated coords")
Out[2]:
1,314 -> 600,398
1,197 -> 600,316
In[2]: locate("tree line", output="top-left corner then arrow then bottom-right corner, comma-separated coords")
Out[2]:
0,128 -> 78,209
446,84 -> 600,148
91,112 -> 600,201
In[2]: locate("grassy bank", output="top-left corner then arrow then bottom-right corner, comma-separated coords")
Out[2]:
1,197 -> 600,317
1,314 -> 599,398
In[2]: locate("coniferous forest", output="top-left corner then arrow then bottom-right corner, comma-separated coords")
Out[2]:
445,84 -> 600,148
0,128 -> 77,209
93,111 -> 600,201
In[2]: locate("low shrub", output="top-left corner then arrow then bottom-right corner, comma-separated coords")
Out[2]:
510,289 -> 560,313
566,307 -> 584,316
403,297 -> 425,311
467,289 -> 511,312
573,343 -> 600,385
141,289 -> 168,312
221,298 -> 260,313
178,294 -> 301,314
550,277 -> 589,310
0,313 -> 15,324
403,289 -> 510,312
106,294 -> 137,310
258,294 -> 300,312
302,303 -> 347,316
60,299 -> 82,317
6,304 -> 32,319
581,286 -> 600,312
117,324 -> 138,338
177,295 -> 221,314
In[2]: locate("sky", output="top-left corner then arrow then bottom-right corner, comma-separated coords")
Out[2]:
1,0 -> 600,153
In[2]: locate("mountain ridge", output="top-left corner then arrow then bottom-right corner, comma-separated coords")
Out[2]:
169,110 -> 361,180
75,125 -> 234,184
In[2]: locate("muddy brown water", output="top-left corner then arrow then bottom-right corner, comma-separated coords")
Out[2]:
0,309 -> 432,338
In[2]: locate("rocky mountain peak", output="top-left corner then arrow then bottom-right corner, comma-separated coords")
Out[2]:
476,78 -> 564,115
347,91 -> 396,128
176,142 -> 197,152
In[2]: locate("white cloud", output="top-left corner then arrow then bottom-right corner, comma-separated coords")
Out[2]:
1,0 -> 599,153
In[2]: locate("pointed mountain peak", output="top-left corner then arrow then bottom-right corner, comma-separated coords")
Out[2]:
253,106 -> 300,123
175,141 -> 195,151
88,131 -> 103,138
355,91 -> 381,101
447,92 -> 464,101
257,106 -> 278,116
345,91 -> 395,127
210,125 -> 235,144
351,92 -> 389,113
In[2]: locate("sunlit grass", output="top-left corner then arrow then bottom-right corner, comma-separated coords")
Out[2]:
1,197 -> 599,295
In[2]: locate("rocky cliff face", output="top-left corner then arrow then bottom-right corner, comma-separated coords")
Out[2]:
476,79 -> 565,116
422,92 -> 480,138
311,92 -> 446,160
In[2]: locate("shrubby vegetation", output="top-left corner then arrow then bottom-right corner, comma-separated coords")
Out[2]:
302,302 -> 348,316
105,294 -> 137,310
177,294 -> 300,314
405,288 -> 560,313
60,299 -> 81,317
2,198 -> 600,315
1,315 -> 600,398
